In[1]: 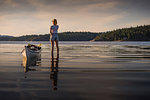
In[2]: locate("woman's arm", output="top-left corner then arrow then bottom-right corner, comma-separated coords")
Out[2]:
50,27 -> 53,35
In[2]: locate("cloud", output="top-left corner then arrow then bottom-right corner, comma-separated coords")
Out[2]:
0,0 -> 121,14
0,0 -> 150,36
1,0 -> 150,14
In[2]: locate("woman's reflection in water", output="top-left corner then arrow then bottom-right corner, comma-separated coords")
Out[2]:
50,58 -> 59,91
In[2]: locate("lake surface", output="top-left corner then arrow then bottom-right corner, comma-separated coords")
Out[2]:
0,41 -> 150,100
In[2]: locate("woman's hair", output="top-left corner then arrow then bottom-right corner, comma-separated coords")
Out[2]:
52,19 -> 57,25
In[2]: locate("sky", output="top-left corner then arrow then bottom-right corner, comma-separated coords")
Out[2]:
0,0 -> 150,36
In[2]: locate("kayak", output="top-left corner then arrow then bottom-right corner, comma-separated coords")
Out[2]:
22,44 -> 41,58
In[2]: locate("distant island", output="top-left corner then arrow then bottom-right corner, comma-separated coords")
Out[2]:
0,25 -> 150,41
0,32 -> 99,41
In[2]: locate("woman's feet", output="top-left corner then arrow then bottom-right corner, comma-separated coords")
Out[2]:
51,57 -> 59,61
51,53 -> 59,61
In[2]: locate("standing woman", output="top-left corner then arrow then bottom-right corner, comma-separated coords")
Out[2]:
50,19 -> 59,60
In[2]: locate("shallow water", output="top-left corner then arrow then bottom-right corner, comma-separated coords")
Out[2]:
0,41 -> 150,100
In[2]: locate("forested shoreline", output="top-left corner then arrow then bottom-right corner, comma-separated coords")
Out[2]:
0,25 -> 150,41
94,25 -> 150,41
0,32 -> 100,41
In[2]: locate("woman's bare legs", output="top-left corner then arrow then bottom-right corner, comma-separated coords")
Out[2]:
55,40 -> 59,59
51,40 -> 54,60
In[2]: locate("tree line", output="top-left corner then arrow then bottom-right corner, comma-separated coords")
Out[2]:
94,25 -> 150,41
0,25 -> 150,41
0,32 -> 99,41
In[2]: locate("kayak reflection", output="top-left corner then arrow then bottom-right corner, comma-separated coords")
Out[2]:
22,55 -> 41,73
50,59 -> 59,91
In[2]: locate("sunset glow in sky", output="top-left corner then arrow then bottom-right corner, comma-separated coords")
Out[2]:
0,0 -> 150,36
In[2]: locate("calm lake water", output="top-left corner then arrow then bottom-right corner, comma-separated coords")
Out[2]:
0,41 -> 150,100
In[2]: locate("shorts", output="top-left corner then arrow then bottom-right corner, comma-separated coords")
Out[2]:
50,34 -> 59,41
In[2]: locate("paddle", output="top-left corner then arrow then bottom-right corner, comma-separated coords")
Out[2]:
37,43 -> 42,47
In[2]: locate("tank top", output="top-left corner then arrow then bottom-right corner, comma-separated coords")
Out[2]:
50,25 -> 59,34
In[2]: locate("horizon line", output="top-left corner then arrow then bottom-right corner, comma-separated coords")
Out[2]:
1,24 -> 149,37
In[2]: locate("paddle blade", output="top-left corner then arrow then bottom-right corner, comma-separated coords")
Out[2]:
38,44 -> 42,47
